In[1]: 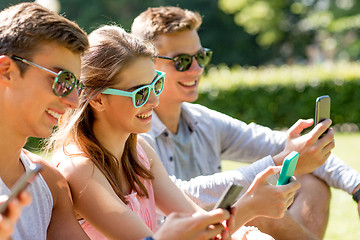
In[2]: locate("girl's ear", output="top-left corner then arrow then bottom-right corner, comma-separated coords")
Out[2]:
89,93 -> 106,112
0,56 -> 13,85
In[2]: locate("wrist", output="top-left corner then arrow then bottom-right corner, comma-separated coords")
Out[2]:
352,185 -> 360,203
352,184 -> 360,195
233,193 -> 258,226
273,151 -> 288,166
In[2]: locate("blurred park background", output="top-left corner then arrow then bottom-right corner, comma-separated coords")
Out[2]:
2,0 -> 360,239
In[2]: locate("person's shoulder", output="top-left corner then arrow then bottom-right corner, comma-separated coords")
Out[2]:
22,149 -> 64,183
22,149 -> 71,205
51,147 -> 95,183
137,136 -> 157,165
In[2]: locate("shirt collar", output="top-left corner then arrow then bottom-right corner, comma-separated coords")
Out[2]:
181,102 -> 198,132
151,103 -> 198,137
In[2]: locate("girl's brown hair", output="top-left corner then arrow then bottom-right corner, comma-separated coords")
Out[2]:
48,25 -> 155,203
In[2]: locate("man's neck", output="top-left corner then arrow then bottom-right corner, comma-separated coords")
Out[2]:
0,126 -> 28,183
154,100 -> 183,134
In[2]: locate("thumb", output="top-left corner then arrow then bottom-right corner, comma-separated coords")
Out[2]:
255,166 -> 281,185
288,119 -> 313,137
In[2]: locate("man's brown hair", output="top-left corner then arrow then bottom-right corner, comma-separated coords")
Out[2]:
0,2 -> 88,73
131,6 -> 202,43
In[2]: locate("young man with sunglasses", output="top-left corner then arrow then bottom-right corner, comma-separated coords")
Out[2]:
0,2 -> 91,239
133,6 -> 360,240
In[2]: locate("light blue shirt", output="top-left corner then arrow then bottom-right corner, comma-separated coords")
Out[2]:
141,102 -> 360,210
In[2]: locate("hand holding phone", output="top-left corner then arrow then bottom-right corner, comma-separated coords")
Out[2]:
0,163 -> 42,214
213,184 -> 243,210
277,151 -> 299,186
315,95 -> 331,138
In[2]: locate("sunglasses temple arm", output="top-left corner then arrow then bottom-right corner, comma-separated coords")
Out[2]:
155,56 -> 173,60
18,58 -> 59,76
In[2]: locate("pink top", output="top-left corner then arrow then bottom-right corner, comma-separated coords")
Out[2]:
78,143 -> 156,239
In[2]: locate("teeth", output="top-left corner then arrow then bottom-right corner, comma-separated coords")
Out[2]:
137,112 -> 152,119
46,109 -> 61,120
181,81 -> 196,86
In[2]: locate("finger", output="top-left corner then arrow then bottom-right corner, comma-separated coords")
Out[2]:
255,166 -> 282,185
317,127 -> 335,147
276,180 -> 301,194
286,195 -> 295,209
0,215 -> 14,238
17,191 -> 32,207
192,209 -> 230,229
309,119 -> 332,140
6,199 -> 21,223
321,139 -> 335,155
220,228 -> 231,240
288,119 -> 313,137
202,224 -> 225,240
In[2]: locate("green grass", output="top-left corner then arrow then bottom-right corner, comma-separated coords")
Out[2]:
222,132 -> 360,239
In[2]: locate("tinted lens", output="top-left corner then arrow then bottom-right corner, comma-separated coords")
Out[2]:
154,77 -> 164,95
135,87 -> 149,107
195,49 -> 212,67
174,55 -> 193,72
53,71 -> 77,96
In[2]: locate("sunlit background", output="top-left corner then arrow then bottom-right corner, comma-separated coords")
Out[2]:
1,1 -> 360,239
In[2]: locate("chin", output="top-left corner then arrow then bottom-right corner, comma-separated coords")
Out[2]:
34,128 -> 53,139
185,95 -> 199,103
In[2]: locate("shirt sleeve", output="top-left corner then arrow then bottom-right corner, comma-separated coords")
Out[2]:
169,156 -> 276,210
196,105 -> 287,163
312,153 -> 360,195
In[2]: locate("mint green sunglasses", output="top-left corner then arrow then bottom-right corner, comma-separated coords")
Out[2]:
101,70 -> 165,108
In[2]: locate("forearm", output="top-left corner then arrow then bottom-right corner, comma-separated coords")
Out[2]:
312,153 -> 360,195
170,157 -> 275,210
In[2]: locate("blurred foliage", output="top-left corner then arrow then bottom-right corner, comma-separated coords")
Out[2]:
219,0 -> 360,64
197,61 -> 360,129
0,0 -> 274,66
3,0 -> 360,65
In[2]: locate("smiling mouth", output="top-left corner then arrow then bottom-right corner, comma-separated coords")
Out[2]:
179,80 -> 197,87
137,112 -> 152,119
46,109 -> 62,120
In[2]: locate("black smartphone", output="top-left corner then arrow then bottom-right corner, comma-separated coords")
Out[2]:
0,163 -> 43,214
213,184 -> 243,210
315,95 -> 331,138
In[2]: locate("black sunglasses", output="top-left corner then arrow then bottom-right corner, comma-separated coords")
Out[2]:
11,56 -> 82,97
155,48 -> 213,72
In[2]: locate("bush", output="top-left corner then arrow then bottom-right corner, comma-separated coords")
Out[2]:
197,62 -> 360,129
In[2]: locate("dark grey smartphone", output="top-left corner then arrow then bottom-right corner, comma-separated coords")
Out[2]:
213,184 -> 243,210
315,95 -> 331,138
0,163 -> 43,214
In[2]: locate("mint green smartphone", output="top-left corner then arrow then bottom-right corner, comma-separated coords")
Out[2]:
277,151 -> 299,186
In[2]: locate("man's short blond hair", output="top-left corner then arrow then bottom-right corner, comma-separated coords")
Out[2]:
131,6 -> 202,43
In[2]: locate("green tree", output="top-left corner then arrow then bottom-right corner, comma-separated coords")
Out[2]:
219,0 -> 360,63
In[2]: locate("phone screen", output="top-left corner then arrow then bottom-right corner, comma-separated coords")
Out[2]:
315,95 -> 331,138
315,95 -> 331,125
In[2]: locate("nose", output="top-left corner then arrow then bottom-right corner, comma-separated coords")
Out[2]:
60,88 -> 79,109
187,56 -> 203,74
145,89 -> 159,108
